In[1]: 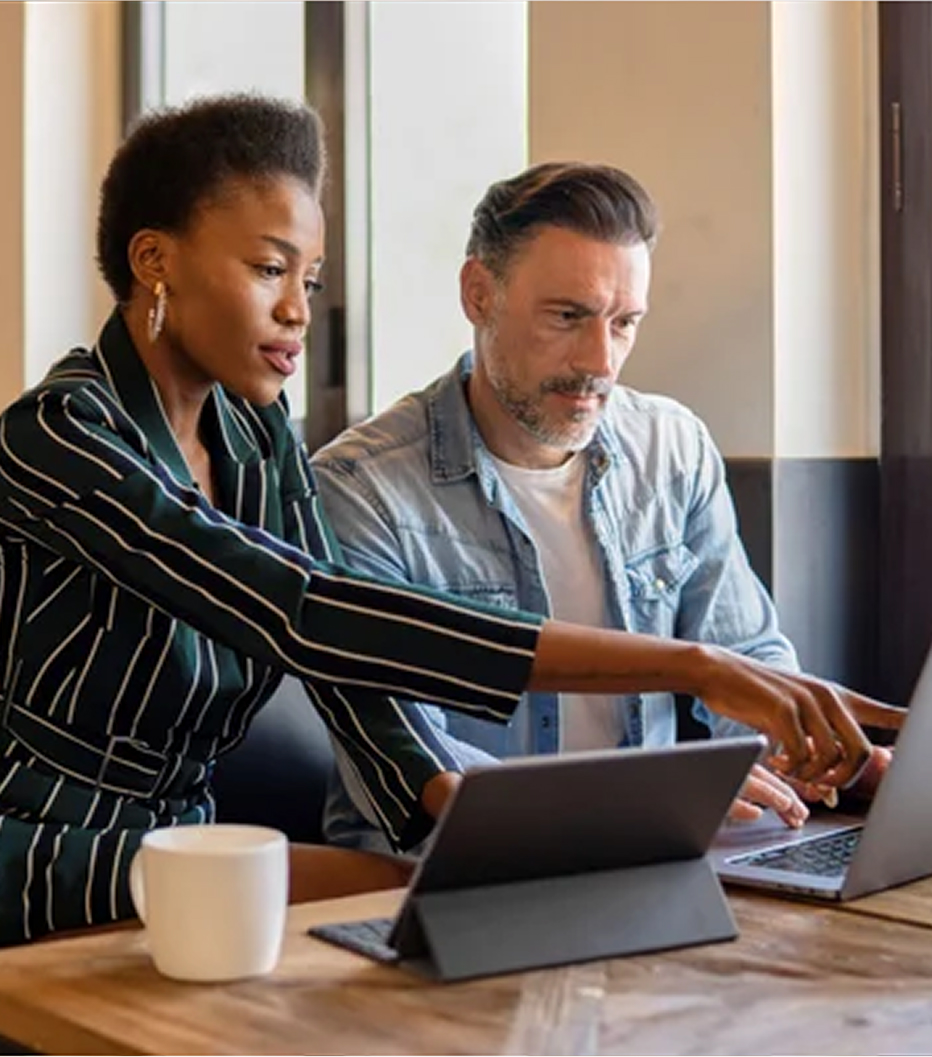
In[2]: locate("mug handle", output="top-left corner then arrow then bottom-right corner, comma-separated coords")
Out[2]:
129,849 -> 147,924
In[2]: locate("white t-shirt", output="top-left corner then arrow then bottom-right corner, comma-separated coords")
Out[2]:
491,452 -> 621,751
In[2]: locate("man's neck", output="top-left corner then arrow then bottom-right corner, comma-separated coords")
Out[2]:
465,368 -> 572,471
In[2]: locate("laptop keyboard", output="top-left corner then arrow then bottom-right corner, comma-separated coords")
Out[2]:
730,827 -> 863,877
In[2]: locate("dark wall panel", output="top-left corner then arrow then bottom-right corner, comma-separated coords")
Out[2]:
773,459 -> 880,699
727,457 -> 880,698
879,1 -> 932,704
726,459 -> 773,592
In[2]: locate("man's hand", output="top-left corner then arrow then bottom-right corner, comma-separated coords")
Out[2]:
728,763 -> 810,828
847,744 -> 894,799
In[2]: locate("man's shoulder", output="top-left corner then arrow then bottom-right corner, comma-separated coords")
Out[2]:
595,387 -> 724,488
604,386 -> 708,446
609,384 -> 700,423
312,386 -> 437,473
311,382 -> 452,527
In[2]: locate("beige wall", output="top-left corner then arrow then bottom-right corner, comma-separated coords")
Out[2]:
1,0 -> 881,453
772,0 -> 879,458
529,0 -> 878,460
363,0 -> 528,413
24,0 -> 121,386
0,1 -> 120,414
0,3 -> 26,411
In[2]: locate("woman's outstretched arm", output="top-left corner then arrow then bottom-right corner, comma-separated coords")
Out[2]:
422,621 -> 905,822
529,620 -> 904,786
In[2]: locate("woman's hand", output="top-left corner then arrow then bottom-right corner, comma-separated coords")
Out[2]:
529,623 -> 907,789
692,646 -> 906,787
791,743 -> 895,805
421,771 -> 462,820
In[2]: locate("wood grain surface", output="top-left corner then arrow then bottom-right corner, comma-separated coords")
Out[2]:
0,885 -> 931,1055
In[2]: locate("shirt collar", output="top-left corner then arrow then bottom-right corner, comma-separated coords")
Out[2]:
426,352 -> 483,484
95,310 -> 259,485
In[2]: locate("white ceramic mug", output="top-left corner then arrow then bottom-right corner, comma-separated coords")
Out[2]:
129,823 -> 289,982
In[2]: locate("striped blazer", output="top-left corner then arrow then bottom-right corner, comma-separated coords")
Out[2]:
0,311 -> 539,942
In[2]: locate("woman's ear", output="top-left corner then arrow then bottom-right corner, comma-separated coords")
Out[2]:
127,229 -> 173,295
460,257 -> 497,327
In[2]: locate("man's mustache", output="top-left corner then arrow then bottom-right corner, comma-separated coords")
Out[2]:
541,375 -> 614,398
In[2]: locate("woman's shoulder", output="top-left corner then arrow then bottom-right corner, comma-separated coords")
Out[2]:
43,345 -> 106,386
0,344 -> 151,478
32,343 -> 110,393
3,346 -> 112,419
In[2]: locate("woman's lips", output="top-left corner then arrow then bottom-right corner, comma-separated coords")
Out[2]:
259,344 -> 302,377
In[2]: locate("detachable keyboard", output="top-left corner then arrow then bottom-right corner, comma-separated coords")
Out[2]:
308,916 -> 399,964
728,826 -> 863,877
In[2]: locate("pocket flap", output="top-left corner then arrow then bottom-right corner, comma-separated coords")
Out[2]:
625,543 -> 698,601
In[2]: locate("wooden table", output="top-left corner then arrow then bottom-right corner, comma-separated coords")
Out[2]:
2,878 -> 932,1055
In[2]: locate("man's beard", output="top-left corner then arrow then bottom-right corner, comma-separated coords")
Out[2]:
492,373 -> 612,450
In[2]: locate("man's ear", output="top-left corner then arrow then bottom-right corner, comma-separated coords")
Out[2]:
127,229 -> 174,294
460,257 -> 497,327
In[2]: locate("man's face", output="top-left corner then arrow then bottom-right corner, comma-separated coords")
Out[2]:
464,226 -> 651,469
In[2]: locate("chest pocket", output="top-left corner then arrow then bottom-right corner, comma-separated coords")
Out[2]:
625,543 -> 698,630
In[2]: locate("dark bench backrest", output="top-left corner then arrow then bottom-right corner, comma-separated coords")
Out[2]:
211,675 -> 334,843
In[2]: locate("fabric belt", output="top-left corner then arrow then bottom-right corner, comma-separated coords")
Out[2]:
0,701 -> 207,801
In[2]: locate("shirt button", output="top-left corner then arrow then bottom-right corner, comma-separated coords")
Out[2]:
541,716 -> 552,728
654,577 -> 666,591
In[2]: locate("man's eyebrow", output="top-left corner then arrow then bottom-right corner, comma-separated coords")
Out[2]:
541,297 -> 646,319
260,234 -> 324,266
542,297 -> 597,314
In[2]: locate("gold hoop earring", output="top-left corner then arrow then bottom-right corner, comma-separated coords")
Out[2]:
147,281 -> 166,343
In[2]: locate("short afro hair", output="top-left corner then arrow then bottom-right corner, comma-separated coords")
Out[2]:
466,161 -> 658,278
97,92 -> 326,302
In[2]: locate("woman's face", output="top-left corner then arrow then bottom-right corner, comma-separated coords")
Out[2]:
157,174 -> 325,407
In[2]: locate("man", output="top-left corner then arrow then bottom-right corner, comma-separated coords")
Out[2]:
312,161 -> 886,852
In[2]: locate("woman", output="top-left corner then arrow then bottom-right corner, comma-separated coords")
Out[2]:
0,93 -> 901,946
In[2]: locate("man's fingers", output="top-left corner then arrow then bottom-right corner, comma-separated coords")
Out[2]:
737,764 -> 809,828
727,797 -> 763,823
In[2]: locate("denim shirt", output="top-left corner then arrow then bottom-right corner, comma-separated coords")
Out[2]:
312,354 -> 799,846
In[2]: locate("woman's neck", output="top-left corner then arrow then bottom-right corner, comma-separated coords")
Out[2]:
121,301 -> 211,449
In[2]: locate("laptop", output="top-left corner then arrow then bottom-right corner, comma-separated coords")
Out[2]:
310,735 -> 765,980
714,647 -> 932,902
